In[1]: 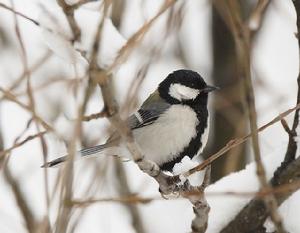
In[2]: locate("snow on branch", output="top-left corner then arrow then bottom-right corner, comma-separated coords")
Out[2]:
218,1 -> 300,232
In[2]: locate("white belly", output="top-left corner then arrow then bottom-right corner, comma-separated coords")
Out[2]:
133,105 -> 199,165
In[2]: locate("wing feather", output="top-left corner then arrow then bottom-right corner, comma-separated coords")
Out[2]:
128,90 -> 170,129
43,90 -> 170,168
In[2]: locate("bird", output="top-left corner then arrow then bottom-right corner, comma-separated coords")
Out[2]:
42,69 -> 218,172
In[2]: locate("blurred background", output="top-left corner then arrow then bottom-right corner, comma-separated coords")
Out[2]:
0,0 -> 298,232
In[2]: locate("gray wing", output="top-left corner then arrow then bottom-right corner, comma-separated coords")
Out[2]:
42,90 -> 170,168
127,90 -> 171,130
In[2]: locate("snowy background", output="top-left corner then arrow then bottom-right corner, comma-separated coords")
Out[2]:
0,0 -> 299,232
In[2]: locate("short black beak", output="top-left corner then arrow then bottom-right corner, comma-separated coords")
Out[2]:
203,85 -> 219,93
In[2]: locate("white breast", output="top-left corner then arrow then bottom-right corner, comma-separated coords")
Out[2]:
133,105 -> 199,165
198,121 -> 209,155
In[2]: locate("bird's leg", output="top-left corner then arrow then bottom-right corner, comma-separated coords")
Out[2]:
157,174 -> 181,197
136,158 -> 160,177
135,158 -> 181,196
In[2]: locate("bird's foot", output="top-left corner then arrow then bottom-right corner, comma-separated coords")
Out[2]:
136,158 -> 160,177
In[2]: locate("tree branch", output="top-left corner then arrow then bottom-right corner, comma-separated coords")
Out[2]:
181,102 -> 300,177
56,0 -> 81,43
0,2 -> 40,26
220,1 -> 300,232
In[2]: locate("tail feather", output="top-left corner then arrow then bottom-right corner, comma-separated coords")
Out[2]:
79,144 -> 106,157
42,144 -> 106,168
41,156 -> 67,168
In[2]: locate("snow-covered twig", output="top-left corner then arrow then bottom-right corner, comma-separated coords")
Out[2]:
221,155 -> 300,233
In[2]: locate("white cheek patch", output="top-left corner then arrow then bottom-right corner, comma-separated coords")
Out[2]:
169,83 -> 200,101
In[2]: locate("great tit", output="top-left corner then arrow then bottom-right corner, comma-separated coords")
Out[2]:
43,69 -> 218,172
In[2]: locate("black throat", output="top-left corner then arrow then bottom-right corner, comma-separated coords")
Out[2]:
159,103 -> 209,172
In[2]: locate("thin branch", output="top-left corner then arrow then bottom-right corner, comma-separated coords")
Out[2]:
0,86 -> 54,132
71,0 -> 99,9
0,50 -> 52,102
104,0 -> 177,75
54,1 -> 108,231
282,0 -> 300,163
271,0 -> 300,190
0,131 -> 47,159
219,1 -> 300,232
81,110 -> 107,121
224,1 -> 284,231
0,2 -> 40,26
70,179 -> 300,207
221,154 -> 300,233
182,102 -> 300,177
10,0 -> 51,216
280,118 -> 293,136
0,124 -> 37,233
3,165 -> 37,233
56,0 -> 81,42
248,0 -> 270,35
114,160 -> 146,233
71,195 -> 154,207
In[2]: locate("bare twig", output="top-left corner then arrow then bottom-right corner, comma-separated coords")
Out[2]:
70,179 -> 300,207
104,0 -> 177,75
182,103 -> 300,177
0,2 -> 40,26
221,154 -> 300,233
271,0 -> 300,191
54,2 -> 110,231
81,110 -> 107,121
10,0 -> 51,216
114,160 -> 146,233
71,195 -> 154,207
0,86 -> 54,132
70,0 -> 99,9
111,0 -> 125,28
223,1 -> 284,231
56,0 -> 81,42
219,1 -> 300,232
3,165 -> 37,232
0,50 -> 52,102
0,124 -> 37,233
281,0 -> 300,163
0,131 -> 47,158
248,0 -> 270,35
280,118 -> 293,136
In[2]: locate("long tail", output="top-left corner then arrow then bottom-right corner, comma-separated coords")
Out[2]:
41,144 -> 106,168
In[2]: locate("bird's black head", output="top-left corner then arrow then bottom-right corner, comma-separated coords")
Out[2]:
158,69 -> 218,106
